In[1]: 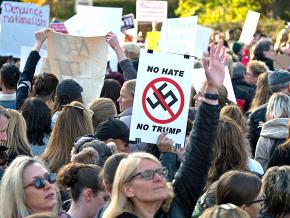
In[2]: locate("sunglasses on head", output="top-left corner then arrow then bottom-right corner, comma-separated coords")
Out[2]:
24,173 -> 57,189
128,167 -> 168,182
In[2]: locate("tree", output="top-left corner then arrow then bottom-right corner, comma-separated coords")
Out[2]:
175,0 -> 272,25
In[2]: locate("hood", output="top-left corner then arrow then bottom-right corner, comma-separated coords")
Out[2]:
260,118 -> 289,139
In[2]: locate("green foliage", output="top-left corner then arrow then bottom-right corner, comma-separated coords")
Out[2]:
175,0 -> 284,39
175,0 -> 266,24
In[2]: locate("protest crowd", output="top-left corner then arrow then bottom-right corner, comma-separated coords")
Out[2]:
0,1 -> 290,218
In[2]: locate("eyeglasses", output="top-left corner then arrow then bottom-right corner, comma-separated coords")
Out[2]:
245,194 -> 266,206
128,167 -> 168,182
24,173 -> 57,189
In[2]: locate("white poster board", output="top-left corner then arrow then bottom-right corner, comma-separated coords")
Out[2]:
64,5 -> 123,37
39,30 -> 108,105
20,46 -> 47,74
136,0 -> 167,22
159,21 -> 211,58
239,10 -> 260,45
130,49 -> 193,147
0,1 -> 50,57
191,67 -> 236,103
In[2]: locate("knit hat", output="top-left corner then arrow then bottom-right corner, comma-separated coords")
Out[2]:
73,134 -> 112,167
56,79 -> 83,101
232,42 -> 243,54
268,70 -> 290,86
95,118 -> 130,143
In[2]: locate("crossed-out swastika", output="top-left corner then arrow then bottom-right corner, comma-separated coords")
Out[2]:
146,82 -> 178,111
142,77 -> 184,124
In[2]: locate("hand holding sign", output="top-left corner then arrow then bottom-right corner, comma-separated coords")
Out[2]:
157,133 -> 174,152
203,42 -> 226,92
33,28 -> 48,52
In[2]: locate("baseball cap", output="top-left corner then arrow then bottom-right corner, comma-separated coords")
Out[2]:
56,79 -> 83,101
94,118 -> 130,143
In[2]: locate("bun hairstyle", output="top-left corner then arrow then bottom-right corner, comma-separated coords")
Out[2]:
57,163 -> 103,201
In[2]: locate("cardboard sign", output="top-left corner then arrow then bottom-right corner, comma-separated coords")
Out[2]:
64,5 -> 122,37
20,46 -> 47,73
145,31 -> 160,51
136,0 -> 167,22
264,52 -> 290,71
239,10 -> 260,45
39,29 -> 108,104
130,49 -> 193,147
191,67 -> 236,103
0,1 -> 50,57
159,17 -> 211,58
121,13 -> 135,31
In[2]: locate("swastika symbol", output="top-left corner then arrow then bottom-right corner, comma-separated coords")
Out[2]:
146,82 -> 178,111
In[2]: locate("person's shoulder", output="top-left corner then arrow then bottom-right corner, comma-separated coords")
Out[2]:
249,103 -> 268,116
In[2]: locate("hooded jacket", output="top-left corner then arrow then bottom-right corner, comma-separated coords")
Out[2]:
254,118 -> 289,170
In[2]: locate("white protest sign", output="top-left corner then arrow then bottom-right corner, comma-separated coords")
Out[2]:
74,0 -> 93,11
130,49 -> 193,147
159,16 -> 197,55
192,25 -> 212,58
64,5 -> 122,37
159,22 -> 211,58
20,46 -> 46,74
191,67 -> 236,103
39,30 -> 108,104
0,1 -> 49,57
136,0 -> 167,22
239,10 -> 260,45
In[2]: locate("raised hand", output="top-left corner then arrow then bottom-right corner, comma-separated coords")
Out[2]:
202,41 -> 226,92
106,31 -> 121,50
33,28 -> 48,52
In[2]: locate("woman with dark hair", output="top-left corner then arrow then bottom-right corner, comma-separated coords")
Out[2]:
207,115 -> 264,188
21,97 -> 51,156
100,79 -> 121,114
253,40 -> 274,71
260,166 -> 290,217
58,163 -> 108,218
32,73 -> 59,110
216,170 -> 263,218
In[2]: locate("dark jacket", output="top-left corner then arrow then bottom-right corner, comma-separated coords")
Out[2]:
247,103 -> 267,156
267,146 -> 290,169
117,102 -> 220,218
119,59 -> 137,81
16,51 -> 40,109
232,79 -> 255,113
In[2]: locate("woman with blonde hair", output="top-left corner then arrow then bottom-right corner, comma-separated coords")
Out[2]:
89,97 -> 117,131
0,156 -> 58,218
102,41 -> 226,218
255,92 -> 290,170
247,72 -> 272,114
41,101 -> 94,173
5,109 -> 31,163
